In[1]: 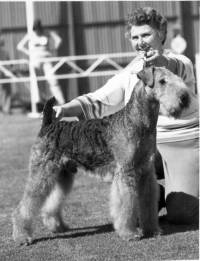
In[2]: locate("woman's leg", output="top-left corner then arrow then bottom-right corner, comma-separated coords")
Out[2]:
165,192 -> 199,224
1,83 -> 11,114
157,138 -> 199,224
43,62 -> 65,105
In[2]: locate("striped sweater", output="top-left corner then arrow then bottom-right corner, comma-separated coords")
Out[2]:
75,50 -> 199,143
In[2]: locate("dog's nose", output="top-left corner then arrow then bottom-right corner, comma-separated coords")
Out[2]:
179,91 -> 190,108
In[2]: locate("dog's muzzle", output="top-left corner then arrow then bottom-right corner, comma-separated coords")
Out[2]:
179,91 -> 190,109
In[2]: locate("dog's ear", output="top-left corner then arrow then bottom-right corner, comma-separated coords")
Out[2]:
137,67 -> 155,88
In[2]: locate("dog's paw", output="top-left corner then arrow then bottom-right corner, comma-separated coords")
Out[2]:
140,228 -> 161,239
118,230 -> 141,242
13,234 -> 33,246
42,214 -> 69,234
51,222 -> 69,234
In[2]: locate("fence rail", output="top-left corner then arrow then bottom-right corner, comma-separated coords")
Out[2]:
0,52 -> 136,116
0,52 -> 136,84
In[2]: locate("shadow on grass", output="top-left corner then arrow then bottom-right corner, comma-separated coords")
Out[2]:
31,217 -> 199,245
32,223 -> 114,245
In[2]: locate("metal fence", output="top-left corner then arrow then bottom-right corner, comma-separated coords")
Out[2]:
0,52 -> 136,116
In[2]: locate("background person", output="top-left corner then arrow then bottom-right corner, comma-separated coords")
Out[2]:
17,19 -> 65,106
53,7 -> 199,225
170,28 -> 187,55
0,33 -> 12,114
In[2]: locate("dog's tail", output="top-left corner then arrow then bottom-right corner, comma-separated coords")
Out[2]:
40,96 -> 57,129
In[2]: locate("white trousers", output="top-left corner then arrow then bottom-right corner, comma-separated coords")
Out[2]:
157,138 -> 199,199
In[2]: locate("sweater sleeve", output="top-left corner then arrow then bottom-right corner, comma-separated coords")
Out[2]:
165,51 -> 196,94
75,72 -> 128,119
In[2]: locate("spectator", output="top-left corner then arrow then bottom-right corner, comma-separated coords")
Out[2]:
170,28 -> 187,54
0,34 -> 12,114
17,19 -> 65,105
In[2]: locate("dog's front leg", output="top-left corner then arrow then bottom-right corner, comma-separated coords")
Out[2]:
12,161 -> 58,245
137,166 -> 160,238
110,173 -> 139,241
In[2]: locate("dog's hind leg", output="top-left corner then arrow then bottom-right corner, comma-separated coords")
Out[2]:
12,161 -> 60,245
137,166 -> 160,238
41,167 -> 75,233
110,174 -> 139,241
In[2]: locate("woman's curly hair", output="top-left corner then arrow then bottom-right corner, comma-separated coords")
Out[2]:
126,7 -> 167,44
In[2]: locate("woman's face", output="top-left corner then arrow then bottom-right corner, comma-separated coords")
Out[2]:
130,24 -> 163,53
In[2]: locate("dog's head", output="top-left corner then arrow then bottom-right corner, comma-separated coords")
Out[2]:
137,66 -> 191,118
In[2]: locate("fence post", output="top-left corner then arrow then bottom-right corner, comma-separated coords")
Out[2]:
25,0 -> 40,117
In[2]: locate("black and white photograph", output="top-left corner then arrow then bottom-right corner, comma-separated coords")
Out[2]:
0,1 -> 199,260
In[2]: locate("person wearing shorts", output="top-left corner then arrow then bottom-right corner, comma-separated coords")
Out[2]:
17,19 -> 65,105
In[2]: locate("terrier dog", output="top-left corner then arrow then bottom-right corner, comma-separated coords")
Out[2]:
12,67 -> 190,245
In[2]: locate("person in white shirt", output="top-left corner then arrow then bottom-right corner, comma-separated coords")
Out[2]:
53,7 -> 199,224
0,34 -> 12,114
17,19 -> 65,105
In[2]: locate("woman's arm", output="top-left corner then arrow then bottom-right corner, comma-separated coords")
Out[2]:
172,55 -> 196,94
17,34 -> 29,56
168,54 -> 196,93
53,99 -> 85,120
49,31 -> 62,50
54,71 -> 128,120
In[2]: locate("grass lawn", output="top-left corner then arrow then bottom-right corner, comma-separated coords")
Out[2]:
0,113 -> 198,261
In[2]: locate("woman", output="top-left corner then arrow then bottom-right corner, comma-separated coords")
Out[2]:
17,19 -> 65,105
53,7 -> 199,224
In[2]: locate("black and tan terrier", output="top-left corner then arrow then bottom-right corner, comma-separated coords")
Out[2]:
12,67 -> 190,245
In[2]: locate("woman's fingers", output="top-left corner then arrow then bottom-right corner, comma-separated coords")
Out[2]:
53,106 -> 62,118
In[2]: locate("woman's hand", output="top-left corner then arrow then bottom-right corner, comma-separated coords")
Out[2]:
53,105 -> 63,118
144,49 -> 168,68
53,100 -> 84,120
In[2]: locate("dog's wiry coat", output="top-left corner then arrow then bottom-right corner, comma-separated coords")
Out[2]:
12,67 -> 190,245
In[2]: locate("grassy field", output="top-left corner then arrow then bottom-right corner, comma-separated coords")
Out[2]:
0,113 -> 198,261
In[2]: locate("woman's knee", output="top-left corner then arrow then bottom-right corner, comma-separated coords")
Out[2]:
166,192 -> 199,225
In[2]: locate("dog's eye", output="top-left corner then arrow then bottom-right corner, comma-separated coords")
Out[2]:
159,78 -> 166,85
